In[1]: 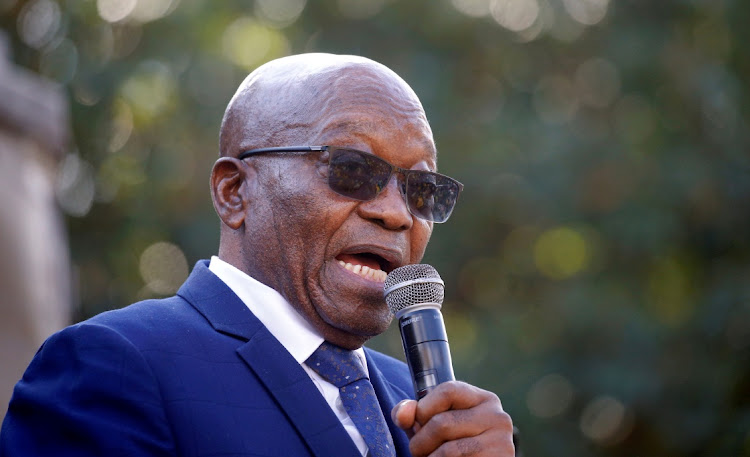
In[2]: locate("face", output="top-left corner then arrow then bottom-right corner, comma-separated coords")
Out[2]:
240,68 -> 436,349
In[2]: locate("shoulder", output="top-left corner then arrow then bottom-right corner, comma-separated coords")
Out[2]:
28,294 -> 212,381
33,295 -> 201,372
84,295 -> 201,336
2,300 -> 180,455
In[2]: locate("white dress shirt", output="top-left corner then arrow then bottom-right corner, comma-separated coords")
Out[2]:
209,256 -> 371,456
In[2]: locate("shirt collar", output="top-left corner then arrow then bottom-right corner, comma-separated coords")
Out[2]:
208,256 -> 367,370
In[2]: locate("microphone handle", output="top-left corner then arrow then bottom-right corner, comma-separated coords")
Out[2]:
394,289 -> 522,454
398,306 -> 455,399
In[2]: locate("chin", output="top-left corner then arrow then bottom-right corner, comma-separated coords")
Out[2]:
309,276 -> 393,343
321,310 -> 394,349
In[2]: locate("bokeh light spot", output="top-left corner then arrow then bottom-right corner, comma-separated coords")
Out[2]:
56,153 -> 95,217
108,98 -> 134,153
580,395 -> 633,445
256,0 -> 306,27
527,373 -> 574,418
18,0 -> 61,49
490,0 -> 540,32
129,0 -> 179,23
222,17 -> 289,70
646,256 -> 696,327
451,0 -> 491,18
120,60 -> 177,124
96,152 -> 146,202
112,24 -> 143,59
546,3 -> 585,42
73,80 -> 103,106
139,242 -> 189,295
562,0 -> 609,26
534,227 -> 588,279
97,0 -> 136,23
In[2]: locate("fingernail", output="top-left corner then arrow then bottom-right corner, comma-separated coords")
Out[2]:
392,399 -> 409,421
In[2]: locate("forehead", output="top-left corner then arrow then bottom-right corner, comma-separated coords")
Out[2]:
308,78 -> 437,170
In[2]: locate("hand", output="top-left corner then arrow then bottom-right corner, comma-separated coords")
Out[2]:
391,381 -> 515,457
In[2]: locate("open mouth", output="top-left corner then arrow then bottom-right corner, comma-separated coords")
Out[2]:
335,251 -> 398,283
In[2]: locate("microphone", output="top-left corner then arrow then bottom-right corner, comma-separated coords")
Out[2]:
384,264 -> 455,399
385,265 -> 522,453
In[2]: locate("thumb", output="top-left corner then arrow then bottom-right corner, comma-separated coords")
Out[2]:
391,399 -> 420,437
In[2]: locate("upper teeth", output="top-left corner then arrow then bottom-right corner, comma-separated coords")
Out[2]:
338,260 -> 387,282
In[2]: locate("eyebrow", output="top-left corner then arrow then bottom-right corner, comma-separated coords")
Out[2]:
317,120 -> 437,165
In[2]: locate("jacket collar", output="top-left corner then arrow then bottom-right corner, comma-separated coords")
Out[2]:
177,260 -> 264,341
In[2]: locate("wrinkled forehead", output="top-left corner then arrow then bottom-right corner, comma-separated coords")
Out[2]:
313,72 -> 435,147
222,54 -> 436,163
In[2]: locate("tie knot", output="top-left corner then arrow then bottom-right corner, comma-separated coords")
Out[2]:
306,341 -> 368,388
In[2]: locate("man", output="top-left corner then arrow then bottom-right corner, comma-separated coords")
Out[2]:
1,53 -> 514,456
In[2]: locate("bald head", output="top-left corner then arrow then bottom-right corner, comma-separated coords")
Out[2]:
219,53 -> 433,158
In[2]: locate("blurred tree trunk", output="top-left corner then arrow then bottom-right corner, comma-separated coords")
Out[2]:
0,31 -> 70,422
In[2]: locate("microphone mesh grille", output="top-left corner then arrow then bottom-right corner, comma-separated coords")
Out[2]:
384,264 -> 444,313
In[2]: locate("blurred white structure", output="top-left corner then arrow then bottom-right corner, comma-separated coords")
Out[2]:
0,32 -> 70,422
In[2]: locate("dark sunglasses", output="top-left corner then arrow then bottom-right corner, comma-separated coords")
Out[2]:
238,146 -> 463,223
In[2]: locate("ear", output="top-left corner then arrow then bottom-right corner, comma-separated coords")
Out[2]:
210,157 -> 253,230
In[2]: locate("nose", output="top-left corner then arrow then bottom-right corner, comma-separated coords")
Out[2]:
356,174 -> 413,231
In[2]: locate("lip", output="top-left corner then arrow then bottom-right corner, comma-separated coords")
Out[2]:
336,244 -> 405,274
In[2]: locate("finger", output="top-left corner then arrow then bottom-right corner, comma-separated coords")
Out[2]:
414,381 -> 499,426
424,430 -> 516,457
408,404 -> 512,456
392,399 -> 418,432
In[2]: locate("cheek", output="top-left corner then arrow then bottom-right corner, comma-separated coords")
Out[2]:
252,170 -> 332,259
269,170 -> 329,225
269,179 -> 355,264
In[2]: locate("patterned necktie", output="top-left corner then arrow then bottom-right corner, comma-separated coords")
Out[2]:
307,341 -> 396,457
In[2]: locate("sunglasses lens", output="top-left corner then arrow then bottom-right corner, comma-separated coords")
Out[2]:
328,149 -> 392,201
328,148 -> 461,222
406,173 -> 461,223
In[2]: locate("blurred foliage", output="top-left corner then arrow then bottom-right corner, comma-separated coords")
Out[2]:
2,0 -> 750,455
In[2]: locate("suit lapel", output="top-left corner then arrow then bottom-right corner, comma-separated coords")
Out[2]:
177,260 -> 263,341
178,261 -> 360,457
365,352 -> 414,457
236,331 -> 361,457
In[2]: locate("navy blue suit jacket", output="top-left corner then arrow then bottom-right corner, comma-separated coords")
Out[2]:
1,261 -> 415,456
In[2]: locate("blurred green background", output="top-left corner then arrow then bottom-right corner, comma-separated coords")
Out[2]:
2,0 -> 749,455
